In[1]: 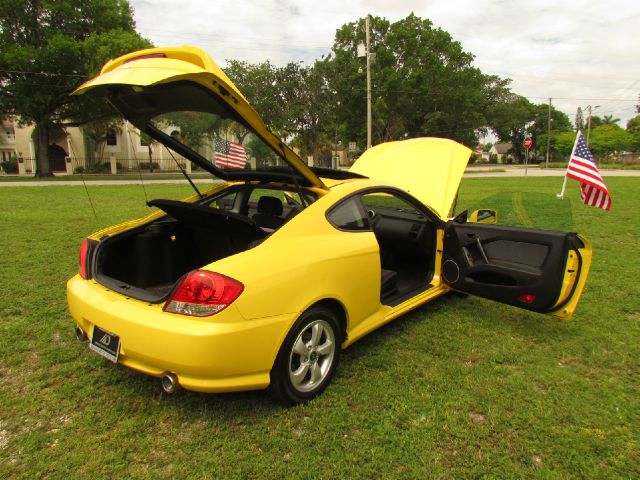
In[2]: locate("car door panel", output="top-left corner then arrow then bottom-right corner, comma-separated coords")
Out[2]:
442,223 -> 590,317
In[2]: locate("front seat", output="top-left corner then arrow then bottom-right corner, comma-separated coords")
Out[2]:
252,196 -> 285,230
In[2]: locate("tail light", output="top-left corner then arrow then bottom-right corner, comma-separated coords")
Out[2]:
79,239 -> 90,279
164,270 -> 244,317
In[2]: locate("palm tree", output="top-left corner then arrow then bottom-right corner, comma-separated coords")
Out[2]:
602,115 -> 620,125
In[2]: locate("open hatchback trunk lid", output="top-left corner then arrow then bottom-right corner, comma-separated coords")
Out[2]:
350,138 -> 471,219
73,45 -> 326,188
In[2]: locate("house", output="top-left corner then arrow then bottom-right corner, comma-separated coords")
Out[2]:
473,145 -> 491,163
489,143 -> 514,163
0,116 -> 192,175
1,118 -> 15,159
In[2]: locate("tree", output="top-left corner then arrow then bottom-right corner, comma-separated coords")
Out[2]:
602,114 -> 620,125
485,94 -> 533,161
483,96 -> 571,162
537,130 -> 576,160
626,115 -> 640,133
287,60 -> 337,164
161,112 -> 225,150
225,60 -> 286,134
82,117 -> 121,164
629,132 -> 640,153
0,0 -> 151,176
326,14 -> 510,149
589,116 -> 604,129
589,124 -> 633,159
528,103 -> 571,161
139,131 -> 158,172
245,135 -> 278,167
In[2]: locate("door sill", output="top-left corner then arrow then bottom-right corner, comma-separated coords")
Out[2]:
382,284 -> 433,307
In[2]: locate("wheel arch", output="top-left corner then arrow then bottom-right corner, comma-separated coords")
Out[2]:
306,298 -> 348,346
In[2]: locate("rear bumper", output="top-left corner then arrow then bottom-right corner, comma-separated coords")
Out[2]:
67,275 -> 294,392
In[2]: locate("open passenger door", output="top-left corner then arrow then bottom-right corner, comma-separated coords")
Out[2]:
441,223 -> 592,319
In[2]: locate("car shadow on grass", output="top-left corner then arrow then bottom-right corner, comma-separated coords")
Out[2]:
85,291 -> 578,418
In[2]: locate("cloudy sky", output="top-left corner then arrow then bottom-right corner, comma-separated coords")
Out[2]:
129,0 -> 639,128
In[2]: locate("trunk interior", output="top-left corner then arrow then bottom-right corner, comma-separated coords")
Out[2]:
95,200 -> 267,303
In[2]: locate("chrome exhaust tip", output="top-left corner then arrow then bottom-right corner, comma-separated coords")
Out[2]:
161,373 -> 180,394
75,326 -> 86,341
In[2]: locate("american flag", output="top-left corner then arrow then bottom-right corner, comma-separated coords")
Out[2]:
565,131 -> 611,211
214,137 -> 247,169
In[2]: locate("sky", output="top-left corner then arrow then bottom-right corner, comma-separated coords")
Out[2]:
129,0 -> 640,130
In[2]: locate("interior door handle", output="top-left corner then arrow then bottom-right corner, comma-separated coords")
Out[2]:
475,237 -> 490,264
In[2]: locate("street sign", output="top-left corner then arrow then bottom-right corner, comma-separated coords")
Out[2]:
348,141 -> 357,152
524,136 -> 533,150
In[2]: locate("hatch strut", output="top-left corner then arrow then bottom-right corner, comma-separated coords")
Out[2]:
166,147 -> 203,198
280,142 -> 307,208
66,128 -> 98,220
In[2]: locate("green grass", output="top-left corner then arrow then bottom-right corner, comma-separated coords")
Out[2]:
1,178 -> 639,478
0,172 -> 215,182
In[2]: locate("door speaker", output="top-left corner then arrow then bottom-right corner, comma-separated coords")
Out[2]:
442,259 -> 460,283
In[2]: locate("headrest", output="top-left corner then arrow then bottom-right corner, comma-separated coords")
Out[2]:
257,195 -> 283,216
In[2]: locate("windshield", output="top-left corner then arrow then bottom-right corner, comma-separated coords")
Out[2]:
149,110 -> 288,173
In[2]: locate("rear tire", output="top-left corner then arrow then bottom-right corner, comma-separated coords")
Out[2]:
268,306 -> 341,405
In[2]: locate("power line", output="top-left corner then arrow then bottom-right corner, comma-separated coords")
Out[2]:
2,71 -> 637,106
519,95 -> 637,102
0,69 -> 86,78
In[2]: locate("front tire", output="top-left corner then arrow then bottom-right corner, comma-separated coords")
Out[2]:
269,306 -> 341,405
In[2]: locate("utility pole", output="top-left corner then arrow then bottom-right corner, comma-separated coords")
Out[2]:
586,105 -> 599,145
545,97 -> 552,165
366,15 -> 372,150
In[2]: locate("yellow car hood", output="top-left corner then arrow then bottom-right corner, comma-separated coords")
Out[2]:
350,138 -> 471,219
72,45 -> 325,189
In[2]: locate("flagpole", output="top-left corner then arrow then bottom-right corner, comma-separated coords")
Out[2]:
557,175 -> 568,199
557,131 -> 581,199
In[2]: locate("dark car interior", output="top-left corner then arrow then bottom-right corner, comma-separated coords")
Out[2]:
365,201 -> 437,307
94,184 -> 317,302
327,190 -> 438,307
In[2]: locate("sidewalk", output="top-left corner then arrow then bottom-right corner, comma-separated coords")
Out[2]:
1,167 -> 639,186
463,165 -> 640,178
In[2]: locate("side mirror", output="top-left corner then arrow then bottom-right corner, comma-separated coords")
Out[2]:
469,209 -> 498,224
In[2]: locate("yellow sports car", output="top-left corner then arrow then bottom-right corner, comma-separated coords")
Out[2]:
67,46 -> 592,405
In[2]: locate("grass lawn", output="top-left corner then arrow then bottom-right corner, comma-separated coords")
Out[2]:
0,172 -> 215,182
0,177 -> 638,479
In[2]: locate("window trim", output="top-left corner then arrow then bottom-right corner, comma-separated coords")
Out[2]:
326,195 -> 372,232
326,186 -> 444,233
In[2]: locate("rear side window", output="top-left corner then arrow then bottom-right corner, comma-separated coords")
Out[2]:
327,198 -> 370,231
362,192 -> 420,214
211,191 -> 237,210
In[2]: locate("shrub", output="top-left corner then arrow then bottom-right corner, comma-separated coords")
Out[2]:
138,162 -> 159,170
1,160 -> 18,174
74,166 -> 86,174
